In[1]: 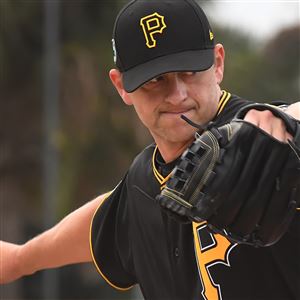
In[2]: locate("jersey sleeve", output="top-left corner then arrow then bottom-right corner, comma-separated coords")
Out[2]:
90,176 -> 136,290
213,93 -> 253,126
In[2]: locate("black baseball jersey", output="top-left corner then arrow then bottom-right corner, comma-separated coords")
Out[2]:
90,91 -> 300,300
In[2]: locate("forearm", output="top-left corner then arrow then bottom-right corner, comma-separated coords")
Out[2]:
1,194 -> 106,283
21,195 -> 104,274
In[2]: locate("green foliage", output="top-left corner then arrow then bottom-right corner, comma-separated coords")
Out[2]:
215,25 -> 300,103
262,26 -> 300,102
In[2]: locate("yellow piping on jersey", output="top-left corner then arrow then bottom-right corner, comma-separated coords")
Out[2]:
152,92 -> 232,188
89,191 -> 134,292
217,90 -> 231,116
152,146 -> 172,187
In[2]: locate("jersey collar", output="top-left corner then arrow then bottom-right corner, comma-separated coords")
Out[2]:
152,90 -> 232,186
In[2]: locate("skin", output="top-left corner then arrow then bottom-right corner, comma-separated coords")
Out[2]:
0,43 -> 299,285
0,195 -> 103,284
110,44 -> 293,162
110,44 -> 225,162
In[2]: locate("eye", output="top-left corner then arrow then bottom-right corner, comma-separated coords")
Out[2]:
148,76 -> 164,83
184,72 -> 197,76
142,75 -> 164,88
180,72 -> 198,81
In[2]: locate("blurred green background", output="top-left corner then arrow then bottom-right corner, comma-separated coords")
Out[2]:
1,0 -> 299,299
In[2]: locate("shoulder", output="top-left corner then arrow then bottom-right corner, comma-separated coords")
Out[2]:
129,143 -> 156,173
214,92 -> 253,126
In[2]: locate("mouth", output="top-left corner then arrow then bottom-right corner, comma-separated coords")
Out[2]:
161,108 -> 195,117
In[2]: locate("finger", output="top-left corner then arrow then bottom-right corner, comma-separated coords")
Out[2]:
244,109 -> 291,143
262,117 -> 292,142
243,109 -> 260,126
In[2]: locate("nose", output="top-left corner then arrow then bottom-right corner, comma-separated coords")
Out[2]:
164,74 -> 188,105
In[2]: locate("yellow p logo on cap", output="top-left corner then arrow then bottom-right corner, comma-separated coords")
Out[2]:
140,12 -> 167,48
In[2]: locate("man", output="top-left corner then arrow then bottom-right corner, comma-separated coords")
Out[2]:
1,0 -> 299,299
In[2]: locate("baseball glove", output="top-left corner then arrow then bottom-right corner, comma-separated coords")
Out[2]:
156,103 -> 300,247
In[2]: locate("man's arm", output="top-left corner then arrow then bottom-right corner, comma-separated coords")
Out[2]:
0,193 -> 106,284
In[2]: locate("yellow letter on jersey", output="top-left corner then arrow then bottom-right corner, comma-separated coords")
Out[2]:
193,222 -> 237,300
140,12 -> 167,48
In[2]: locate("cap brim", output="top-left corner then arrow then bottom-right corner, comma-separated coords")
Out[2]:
122,49 -> 214,93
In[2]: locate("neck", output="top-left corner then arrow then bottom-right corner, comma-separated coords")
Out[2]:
155,138 -> 194,163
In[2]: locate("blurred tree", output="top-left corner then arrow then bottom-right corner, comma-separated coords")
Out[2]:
262,25 -> 300,103
1,0 -> 141,299
215,24 -> 300,103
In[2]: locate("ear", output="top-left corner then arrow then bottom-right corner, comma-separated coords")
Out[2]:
109,69 -> 133,105
213,44 -> 225,85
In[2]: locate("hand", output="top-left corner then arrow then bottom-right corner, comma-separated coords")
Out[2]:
244,108 -> 293,142
285,102 -> 300,120
0,241 -> 23,284
158,103 -> 300,247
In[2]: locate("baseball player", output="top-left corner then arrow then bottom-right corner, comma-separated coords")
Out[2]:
1,1 -> 300,300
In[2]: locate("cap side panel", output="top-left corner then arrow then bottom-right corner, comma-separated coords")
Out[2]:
185,0 -> 214,48
113,0 -> 138,70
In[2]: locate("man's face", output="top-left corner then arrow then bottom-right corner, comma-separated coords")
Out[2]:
110,45 -> 225,154
127,69 -> 221,144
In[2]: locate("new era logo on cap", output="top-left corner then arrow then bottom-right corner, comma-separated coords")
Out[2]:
113,0 -> 215,92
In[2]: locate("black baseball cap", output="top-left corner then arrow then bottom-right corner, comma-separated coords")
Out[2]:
112,0 -> 215,92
